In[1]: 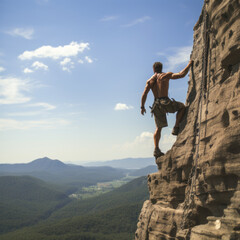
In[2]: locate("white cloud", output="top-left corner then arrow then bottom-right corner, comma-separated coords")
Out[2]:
7,111 -> 45,117
0,118 -> 69,131
7,102 -> 56,117
167,46 -> 192,69
100,15 -> 118,22
112,131 -> 153,157
161,134 -> 176,151
121,131 -> 153,149
122,131 -> 153,151
59,57 -> 74,72
78,57 -> 93,64
19,41 -> 90,60
114,103 -> 133,111
158,46 -> 192,71
85,56 -> 93,63
135,131 -> 153,143
62,66 -> 70,72
6,28 -> 34,40
131,131 -> 175,152
112,129 -> 176,158
122,16 -> 151,27
28,102 -> 56,110
23,68 -> 33,73
0,66 -> 5,72
6,111 -> 42,117
32,61 -> 48,70
23,61 -> 48,73
0,77 -> 31,104
60,58 -> 71,66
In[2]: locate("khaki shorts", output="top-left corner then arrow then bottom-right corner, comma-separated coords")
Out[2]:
151,97 -> 185,128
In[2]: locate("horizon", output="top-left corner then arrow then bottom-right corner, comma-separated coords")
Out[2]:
0,155 -> 154,165
0,0 -> 203,164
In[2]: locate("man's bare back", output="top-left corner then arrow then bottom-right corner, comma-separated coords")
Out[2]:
147,73 -> 170,99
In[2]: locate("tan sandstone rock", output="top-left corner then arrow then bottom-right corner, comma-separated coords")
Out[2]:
135,0 -> 240,239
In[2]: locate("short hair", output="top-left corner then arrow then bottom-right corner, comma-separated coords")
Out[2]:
153,62 -> 163,73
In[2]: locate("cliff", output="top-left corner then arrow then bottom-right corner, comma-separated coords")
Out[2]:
135,0 -> 240,239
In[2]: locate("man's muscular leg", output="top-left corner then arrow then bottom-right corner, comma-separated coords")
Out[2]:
154,127 -> 161,149
153,127 -> 164,158
172,106 -> 186,135
175,106 -> 185,127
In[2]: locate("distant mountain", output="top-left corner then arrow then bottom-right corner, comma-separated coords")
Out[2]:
129,165 -> 158,176
28,157 -> 68,171
0,157 -> 128,186
83,157 -> 155,169
0,157 -> 73,173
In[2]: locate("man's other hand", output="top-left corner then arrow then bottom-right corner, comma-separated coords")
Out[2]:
141,107 -> 146,115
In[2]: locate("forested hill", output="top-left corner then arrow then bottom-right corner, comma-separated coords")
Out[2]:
0,175 -> 67,201
0,176 -> 149,240
0,176 -> 70,234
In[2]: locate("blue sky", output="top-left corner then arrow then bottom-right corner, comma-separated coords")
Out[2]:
0,0 -> 203,164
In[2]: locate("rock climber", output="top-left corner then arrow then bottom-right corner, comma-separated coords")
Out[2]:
141,60 -> 193,159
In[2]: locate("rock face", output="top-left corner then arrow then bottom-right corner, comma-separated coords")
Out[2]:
135,0 -> 240,239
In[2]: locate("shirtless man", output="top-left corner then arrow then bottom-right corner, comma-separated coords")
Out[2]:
141,60 -> 193,158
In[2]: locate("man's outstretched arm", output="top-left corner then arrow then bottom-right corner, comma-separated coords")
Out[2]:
169,60 -> 193,79
141,82 -> 151,115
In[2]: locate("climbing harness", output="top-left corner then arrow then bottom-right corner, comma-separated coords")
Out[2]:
181,0 -> 210,230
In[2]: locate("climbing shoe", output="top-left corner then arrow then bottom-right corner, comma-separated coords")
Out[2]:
153,147 -> 164,159
172,126 -> 179,136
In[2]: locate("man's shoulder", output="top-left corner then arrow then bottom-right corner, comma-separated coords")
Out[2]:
147,74 -> 157,83
163,72 -> 173,77
159,72 -> 172,80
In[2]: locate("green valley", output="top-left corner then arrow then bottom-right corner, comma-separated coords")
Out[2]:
70,175 -> 137,200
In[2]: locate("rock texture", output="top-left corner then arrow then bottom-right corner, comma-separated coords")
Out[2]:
135,0 -> 240,239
